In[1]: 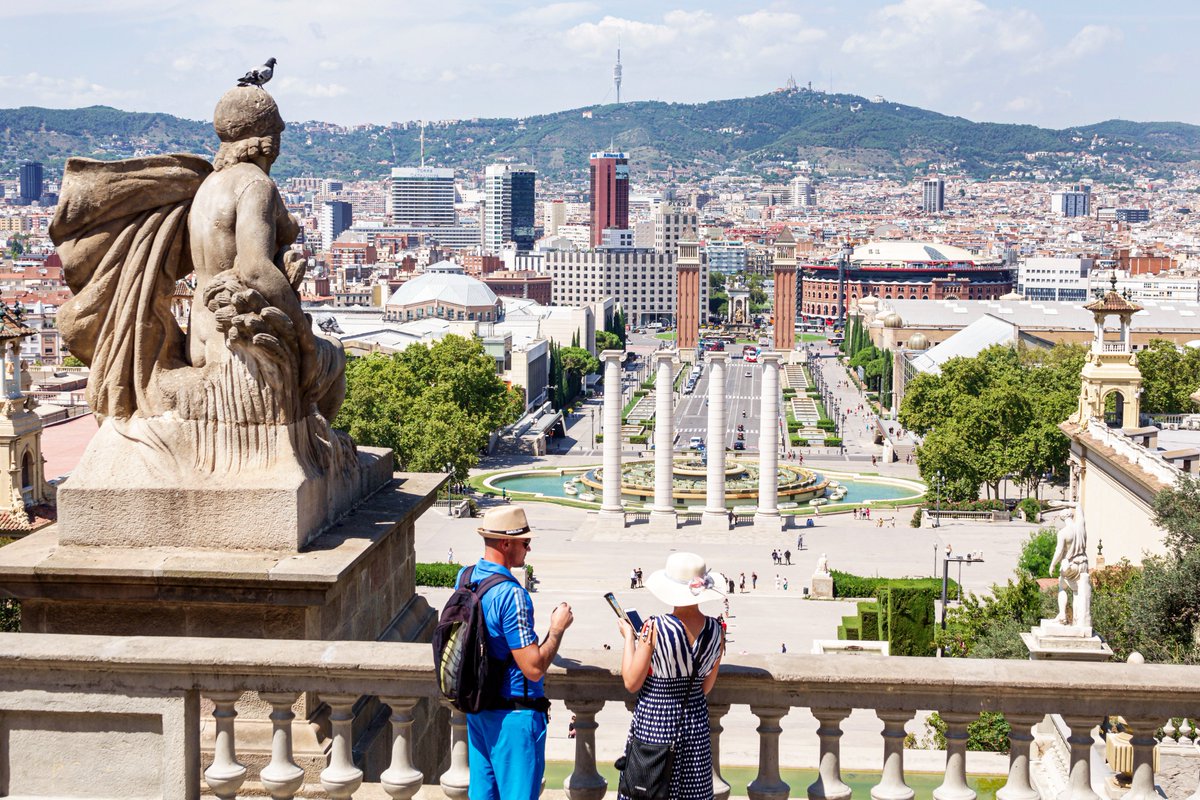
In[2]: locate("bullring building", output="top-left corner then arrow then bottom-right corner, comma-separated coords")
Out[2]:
800,241 -> 1012,322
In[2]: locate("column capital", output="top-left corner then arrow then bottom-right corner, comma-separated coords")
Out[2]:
706,350 -> 730,365
759,350 -> 782,366
600,349 -> 625,363
654,349 -> 678,366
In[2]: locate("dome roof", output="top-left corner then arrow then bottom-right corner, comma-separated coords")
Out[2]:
851,240 -> 992,265
387,266 -> 499,309
999,291 -> 1024,300
882,312 -> 904,328
857,295 -> 880,310
906,332 -> 930,350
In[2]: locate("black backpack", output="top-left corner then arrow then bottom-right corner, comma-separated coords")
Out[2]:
433,565 -> 518,713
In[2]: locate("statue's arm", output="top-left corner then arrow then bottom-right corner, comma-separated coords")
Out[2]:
1049,529 -> 1068,571
234,179 -> 309,330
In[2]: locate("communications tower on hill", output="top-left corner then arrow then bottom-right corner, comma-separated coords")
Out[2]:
614,45 -> 622,104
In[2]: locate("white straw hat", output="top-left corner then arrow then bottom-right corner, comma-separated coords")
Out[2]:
476,506 -> 536,539
645,552 -> 725,607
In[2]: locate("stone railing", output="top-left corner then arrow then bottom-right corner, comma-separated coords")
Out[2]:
2,632 -> 1199,799
1099,342 -> 1129,353
1085,418 -> 1182,486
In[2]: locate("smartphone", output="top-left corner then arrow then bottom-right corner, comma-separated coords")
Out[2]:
604,592 -> 644,633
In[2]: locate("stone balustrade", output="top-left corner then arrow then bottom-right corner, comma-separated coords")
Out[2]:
1,632 -> 1199,799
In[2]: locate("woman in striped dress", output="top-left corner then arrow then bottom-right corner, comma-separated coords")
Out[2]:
618,552 -> 725,800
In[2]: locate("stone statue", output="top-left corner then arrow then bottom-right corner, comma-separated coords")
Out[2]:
1050,506 -> 1092,628
814,553 -> 830,576
48,86 -> 381,550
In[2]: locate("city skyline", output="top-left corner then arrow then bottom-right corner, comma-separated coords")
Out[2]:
2,0 -> 1198,128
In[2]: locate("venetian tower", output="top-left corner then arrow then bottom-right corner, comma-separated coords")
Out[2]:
0,304 -> 51,526
1071,277 -> 1143,428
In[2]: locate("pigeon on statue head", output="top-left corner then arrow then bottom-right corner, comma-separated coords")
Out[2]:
237,57 -> 276,87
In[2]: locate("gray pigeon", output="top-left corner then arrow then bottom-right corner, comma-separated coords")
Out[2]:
237,57 -> 276,87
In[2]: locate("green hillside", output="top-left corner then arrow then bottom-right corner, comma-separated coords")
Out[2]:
2,89 -> 1198,182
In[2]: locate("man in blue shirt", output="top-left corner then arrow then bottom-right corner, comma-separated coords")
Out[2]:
463,506 -> 573,800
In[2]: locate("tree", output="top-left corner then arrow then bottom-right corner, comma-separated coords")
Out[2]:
1152,475 -> 1200,557
62,355 -> 84,368
935,573 -> 1051,658
1137,339 -> 1200,414
1017,528 -> 1059,578
595,330 -> 621,353
334,335 -> 524,480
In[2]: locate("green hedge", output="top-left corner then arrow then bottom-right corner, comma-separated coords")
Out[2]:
787,420 -> 802,432
840,616 -> 862,640
790,436 -> 809,447
858,601 -> 880,639
831,570 -> 959,600
633,389 -> 649,398
1017,497 -> 1041,521
816,420 -> 837,431
934,498 -> 1005,512
630,434 -> 649,444
910,508 -> 923,527
825,437 -> 843,447
416,562 -> 462,587
782,388 -> 797,398
595,433 -> 603,443
876,585 -> 936,657
640,380 -> 655,390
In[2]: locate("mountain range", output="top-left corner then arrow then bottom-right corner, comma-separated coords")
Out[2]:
3,88 -> 1200,183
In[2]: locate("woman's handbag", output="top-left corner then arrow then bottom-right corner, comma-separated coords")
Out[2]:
615,658 -> 701,799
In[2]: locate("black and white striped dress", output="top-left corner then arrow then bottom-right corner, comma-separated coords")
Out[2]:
621,614 -> 724,800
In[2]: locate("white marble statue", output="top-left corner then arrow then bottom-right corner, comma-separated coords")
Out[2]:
1050,506 -> 1092,628
814,553 -> 830,577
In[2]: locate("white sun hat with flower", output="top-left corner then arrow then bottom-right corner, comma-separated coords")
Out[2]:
645,552 -> 726,607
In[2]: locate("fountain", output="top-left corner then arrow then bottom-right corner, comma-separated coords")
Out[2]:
578,458 -> 831,505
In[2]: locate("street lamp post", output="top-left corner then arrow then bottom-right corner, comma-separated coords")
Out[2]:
932,470 -> 944,529
939,554 -> 985,656
445,463 -> 454,513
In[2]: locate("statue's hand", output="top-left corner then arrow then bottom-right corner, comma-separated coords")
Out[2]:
204,272 -> 298,364
282,250 -> 307,292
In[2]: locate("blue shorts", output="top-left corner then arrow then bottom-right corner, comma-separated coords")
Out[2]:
466,708 -> 547,800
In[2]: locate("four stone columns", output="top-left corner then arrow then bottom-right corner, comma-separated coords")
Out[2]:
755,351 -> 782,531
600,350 -> 626,526
702,351 -> 730,531
650,350 -> 678,528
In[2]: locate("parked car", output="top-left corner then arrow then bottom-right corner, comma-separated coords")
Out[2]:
733,441 -> 746,451
737,424 -> 745,432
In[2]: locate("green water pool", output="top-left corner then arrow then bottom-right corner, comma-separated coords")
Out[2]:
491,470 -> 920,508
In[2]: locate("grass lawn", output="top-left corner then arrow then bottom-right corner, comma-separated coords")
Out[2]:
544,762 -> 1004,800
799,333 -> 827,342
654,331 -> 677,341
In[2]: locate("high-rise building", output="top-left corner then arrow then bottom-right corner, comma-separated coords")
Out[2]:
653,203 -> 697,255
589,152 -> 629,247
922,178 -> 945,213
319,200 -> 353,248
1051,183 -> 1091,217
546,249 -> 708,328
390,167 -> 455,226
789,175 -> 816,208
543,200 -> 566,237
483,164 -> 536,253
19,163 -> 43,205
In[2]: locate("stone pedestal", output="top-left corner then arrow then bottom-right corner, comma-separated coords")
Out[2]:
811,574 -> 834,599
0,468 -> 448,784
1021,620 -> 1113,661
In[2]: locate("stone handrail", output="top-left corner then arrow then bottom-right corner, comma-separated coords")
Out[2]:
2,632 -> 1198,800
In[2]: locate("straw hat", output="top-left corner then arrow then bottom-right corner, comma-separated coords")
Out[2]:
476,506 -> 536,540
646,552 -> 725,607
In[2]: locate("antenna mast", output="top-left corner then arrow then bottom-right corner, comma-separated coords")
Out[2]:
613,40 -> 622,104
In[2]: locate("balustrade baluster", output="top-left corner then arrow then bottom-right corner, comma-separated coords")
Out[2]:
870,710 -> 915,800
319,693 -> 364,799
1060,715 -> 1101,800
1180,719 -> 1195,746
1122,718 -> 1161,800
259,692 -> 305,800
203,691 -> 248,800
807,708 -> 852,800
747,705 -> 791,800
379,696 -> 423,800
564,699 -> 607,800
995,713 -> 1040,800
933,712 -> 977,800
440,702 -> 471,799
709,703 -> 733,800
1162,719 -> 1177,743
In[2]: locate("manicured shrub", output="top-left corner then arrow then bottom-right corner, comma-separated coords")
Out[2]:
877,585 -> 936,657
1018,497 -> 1041,522
825,437 -> 843,447
415,562 -> 462,587
831,570 -> 959,600
910,508 -> 923,528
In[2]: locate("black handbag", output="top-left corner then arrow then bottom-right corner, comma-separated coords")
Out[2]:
615,657 -> 701,800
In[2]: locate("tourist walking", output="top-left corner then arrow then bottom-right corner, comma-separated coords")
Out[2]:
447,547 -> 454,563
774,574 -> 781,590
784,549 -> 791,565
751,571 -> 758,590
739,572 -> 746,593
462,507 -> 573,800
630,568 -> 638,590
617,553 -> 725,800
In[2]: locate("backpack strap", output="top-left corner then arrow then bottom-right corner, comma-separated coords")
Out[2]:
473,571 -> 518,597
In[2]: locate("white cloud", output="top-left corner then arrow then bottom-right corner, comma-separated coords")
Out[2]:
512,2 -> 599,26
0,72 -> 138,107
276,77 -> 347,99
1061,24 -> 1123,62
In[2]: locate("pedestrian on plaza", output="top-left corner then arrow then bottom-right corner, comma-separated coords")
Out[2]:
630,568 -> 638,590
865,507 -> 870,519
728,508 -> 735,526
784,549 -> 791,565
463,506 -> 573,800
637,568 -> 644,587
723,598 -> 730,618
617,552 -> 725,800
774,574 -> 780,590
448,547 -> 454,564
783,577 -> 789,591
871,455 -> 877,466
727,576 -> 735,595
569,715 -> 577,739
781,642 -> 787,654
739,573 -> 746,593
798,533 -> 805,550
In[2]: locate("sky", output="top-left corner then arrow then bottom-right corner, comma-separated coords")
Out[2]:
2,0 -> 1197,129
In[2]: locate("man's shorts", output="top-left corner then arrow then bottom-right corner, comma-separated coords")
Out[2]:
467,708 -> 547,800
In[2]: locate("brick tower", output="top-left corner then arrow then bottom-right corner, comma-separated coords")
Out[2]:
773,228 -> 798,352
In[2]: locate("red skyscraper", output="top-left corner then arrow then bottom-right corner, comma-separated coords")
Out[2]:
589,151 -> 629,247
